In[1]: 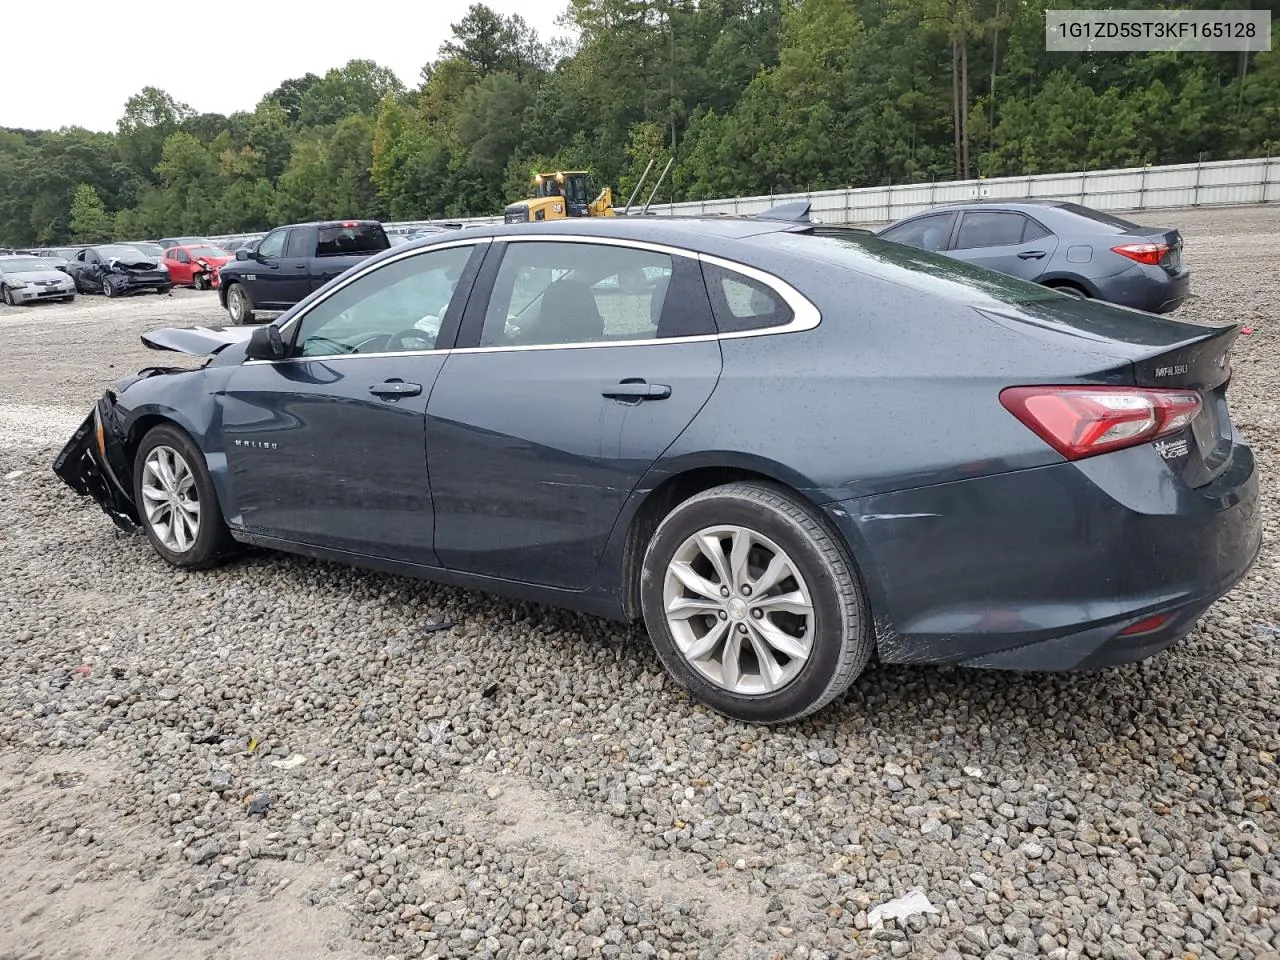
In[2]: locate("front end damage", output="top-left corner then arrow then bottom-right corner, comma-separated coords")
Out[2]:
102,258 -> 171,295
52,396 -> 139,531
53,323 -> 251,528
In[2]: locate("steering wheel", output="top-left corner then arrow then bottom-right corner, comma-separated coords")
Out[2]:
383,328 -> 437,352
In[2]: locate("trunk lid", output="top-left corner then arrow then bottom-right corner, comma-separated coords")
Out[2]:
979,299 -> 1238,487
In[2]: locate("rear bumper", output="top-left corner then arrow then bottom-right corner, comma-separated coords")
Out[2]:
1095,263 -> 1191,313
824,439 -> 1260,671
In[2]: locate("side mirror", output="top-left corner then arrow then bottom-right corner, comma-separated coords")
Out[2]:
246,323 -> 286,361
235,248 -> 250,261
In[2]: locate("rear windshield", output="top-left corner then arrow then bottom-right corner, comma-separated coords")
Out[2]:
1054,202 -> 1147,233
778,231 -> 1068,305
316,223 -> 390,257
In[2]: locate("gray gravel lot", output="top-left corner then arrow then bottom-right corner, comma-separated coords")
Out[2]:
2,206 -> 1279,960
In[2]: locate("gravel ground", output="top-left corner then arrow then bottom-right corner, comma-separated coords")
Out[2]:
2,206 -> 1279,960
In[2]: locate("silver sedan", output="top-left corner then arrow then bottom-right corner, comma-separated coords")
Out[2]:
0,255 -> 76,305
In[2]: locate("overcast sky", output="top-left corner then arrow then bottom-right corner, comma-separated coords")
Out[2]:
1,0 -> 569,133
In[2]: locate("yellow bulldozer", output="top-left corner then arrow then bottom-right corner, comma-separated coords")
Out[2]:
502,159 -> 673,224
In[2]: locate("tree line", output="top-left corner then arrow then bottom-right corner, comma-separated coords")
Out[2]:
1,0 -> 1277,245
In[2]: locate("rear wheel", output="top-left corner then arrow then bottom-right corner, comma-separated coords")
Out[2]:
227,283 -> 254,324
132,425 -> 236,569
1045,280 -> 1089,299
640,482 -> 873,724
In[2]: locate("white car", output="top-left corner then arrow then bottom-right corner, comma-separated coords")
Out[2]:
0,254 -> 76,305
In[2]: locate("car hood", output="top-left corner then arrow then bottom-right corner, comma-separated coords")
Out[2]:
109,257 -> 162,270
141,325 -> 255,356
4,268 -> 71,283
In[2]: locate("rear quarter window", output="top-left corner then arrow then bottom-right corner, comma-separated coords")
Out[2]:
702,263 -> 794,333
316,224 -> 390,257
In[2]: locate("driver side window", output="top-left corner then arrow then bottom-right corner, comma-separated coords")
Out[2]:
257,230 -> 287,259
291,245 -> 475,358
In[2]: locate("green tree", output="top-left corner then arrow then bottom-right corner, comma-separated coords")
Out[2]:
69,184 -> 114,242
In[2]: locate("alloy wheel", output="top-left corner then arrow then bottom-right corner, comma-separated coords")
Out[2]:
139,445 -> 201,553
662,524 -> 815,696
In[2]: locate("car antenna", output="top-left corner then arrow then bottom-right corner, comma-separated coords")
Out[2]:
756,200 -> 813,223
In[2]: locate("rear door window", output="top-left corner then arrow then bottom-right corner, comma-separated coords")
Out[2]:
285,230 -> 312,259
478,241 -> 689,347
1022,218 -> 1052,242
954,212 -> 1028,249
316,223 -> 390,257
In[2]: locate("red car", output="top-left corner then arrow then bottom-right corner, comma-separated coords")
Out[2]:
161,245 -> 231,290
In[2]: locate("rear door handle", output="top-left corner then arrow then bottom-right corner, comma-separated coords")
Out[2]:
370,380 -> 422,398
1017,250 -> 1047,260
602,380 -> 671,402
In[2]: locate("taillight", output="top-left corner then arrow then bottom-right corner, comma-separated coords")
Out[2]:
1000,385 -> 1201,460
1112,242 -> 1168,266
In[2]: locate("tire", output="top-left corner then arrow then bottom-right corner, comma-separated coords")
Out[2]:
1,285 -> 15,306
226,283 -> 255,324
102,277 -> 117,298
132,424 -> 236,569
194,274 -> 209,291
156,285 -> 172,296
1045,280 -> 1088,299
63,295 -> 75,303
72,275 -> 84,294
640,482 -> 873,724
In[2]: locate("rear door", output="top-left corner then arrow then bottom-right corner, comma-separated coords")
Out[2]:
219,239 -> 487,562
425,237 -> 723,589
947,210 -> 1058,281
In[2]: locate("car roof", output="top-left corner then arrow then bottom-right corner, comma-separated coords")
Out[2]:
406,215 -> 801,253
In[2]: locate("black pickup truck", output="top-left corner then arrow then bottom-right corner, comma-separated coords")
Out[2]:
218,220 -> 390,324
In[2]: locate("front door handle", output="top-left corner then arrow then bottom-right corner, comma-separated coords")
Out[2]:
370,380 -> 422,398
1017,250 -> 1047,260
602,380 -> 671,402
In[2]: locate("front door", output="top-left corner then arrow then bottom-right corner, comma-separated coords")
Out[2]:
219,241 -> 486,563
427,238 -> 723,590
244,227 -> 300,309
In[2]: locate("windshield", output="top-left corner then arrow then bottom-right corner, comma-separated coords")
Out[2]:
129,242 -> 164,256
98,244 -> 153,260
0,257 -> 50,272
187,246 -> 229,258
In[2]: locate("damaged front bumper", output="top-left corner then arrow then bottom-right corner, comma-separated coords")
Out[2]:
52,399 -> 139,531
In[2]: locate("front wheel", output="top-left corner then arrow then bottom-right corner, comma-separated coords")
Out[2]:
226,283 -> 255,324
640,482 -> 873,724
102,276 -> 118,298
132,425 -> 236,569
1,284 -> 15,306
193,273 -> 209,291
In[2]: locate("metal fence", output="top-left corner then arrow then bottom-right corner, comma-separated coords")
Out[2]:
376,155 -> 1280,233
206,155 -> 1280,243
